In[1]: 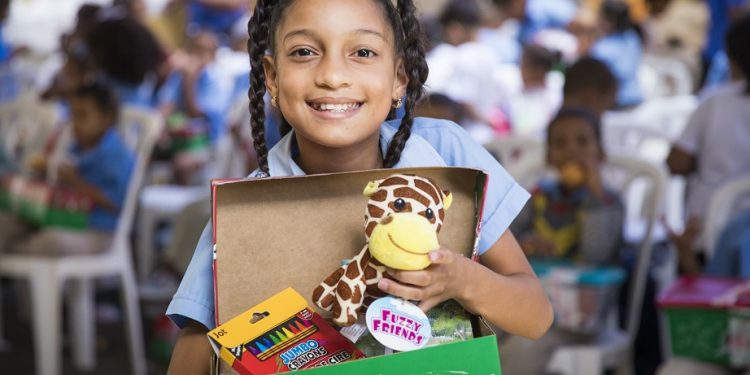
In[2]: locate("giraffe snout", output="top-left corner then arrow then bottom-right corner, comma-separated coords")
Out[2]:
380,215 -> 393,225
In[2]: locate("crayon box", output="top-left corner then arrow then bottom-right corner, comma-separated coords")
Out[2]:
208,288 -> 365,374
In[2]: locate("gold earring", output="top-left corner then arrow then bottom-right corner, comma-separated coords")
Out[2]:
392,98 -> 403,109
271,95 -> 278,108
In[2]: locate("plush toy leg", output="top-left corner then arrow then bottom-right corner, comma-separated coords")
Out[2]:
312,267 -> 345,312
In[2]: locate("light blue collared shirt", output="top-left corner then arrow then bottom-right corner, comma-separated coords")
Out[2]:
166,117 -> 530,330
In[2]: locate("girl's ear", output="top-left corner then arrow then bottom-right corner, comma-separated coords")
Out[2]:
392,58 -> 408,100
263,55 -> 279,98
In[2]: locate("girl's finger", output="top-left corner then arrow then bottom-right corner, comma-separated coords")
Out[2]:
417,296 -> 444,313
429,248 -> 456,264
377,278 -> 426,301
386,269 -> 433,287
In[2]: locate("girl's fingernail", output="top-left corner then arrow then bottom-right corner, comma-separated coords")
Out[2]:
429,251 -> 441,262
378,279 -> 389,291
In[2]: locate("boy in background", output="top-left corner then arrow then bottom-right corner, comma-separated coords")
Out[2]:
0,81 -> 134,255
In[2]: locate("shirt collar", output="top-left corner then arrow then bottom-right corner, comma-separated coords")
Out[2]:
70,127 -> 118,163
257,119 -> 446,178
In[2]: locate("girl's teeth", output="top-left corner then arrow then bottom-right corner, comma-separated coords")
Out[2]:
315,103 -> 358,112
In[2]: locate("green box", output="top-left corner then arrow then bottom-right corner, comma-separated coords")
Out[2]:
297,336 -> 501,375
663,308 -> 730,365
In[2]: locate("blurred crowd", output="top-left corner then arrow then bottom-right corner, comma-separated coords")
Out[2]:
0,0 -> 750,374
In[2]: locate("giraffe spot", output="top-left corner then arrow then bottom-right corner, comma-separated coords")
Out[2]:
368,204 -> 385,218
320,294 -> 335,309
380,176 -> 409,187
352,286 -> 363,304
439,208 -> 445,221
370,190 -> 387,202
394,187 -> 430,207
345,262 -> 361,280
415,179 -> 440,205
312,286 -> 323,302
324,268 -> 345,287
337,282 -> 352,300
364,266 -> 378,280
436,223 -> 442,233
365,284 -> 386,298
365,221 -> 377,237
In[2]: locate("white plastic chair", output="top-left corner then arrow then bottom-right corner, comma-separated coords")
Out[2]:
483,136 -> 546,189
0,94 -> 60,171
702,175 -> 750,259
0,105 -> 163,375
545,154 -> 667,375
639,54 -> 694,99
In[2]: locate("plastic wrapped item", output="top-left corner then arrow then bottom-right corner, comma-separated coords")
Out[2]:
533,261 -> 625,334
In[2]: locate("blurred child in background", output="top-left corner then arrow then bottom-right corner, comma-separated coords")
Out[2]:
588,0 -> 644,108
0,81 -> 134,255
667,14 -> 750,275
426,0 -> 500,143
511,107 -> 623,265
157,29 -> 231,184
504,44 -> 563,140
560,56 -> 618,116
503,107 -> 624,374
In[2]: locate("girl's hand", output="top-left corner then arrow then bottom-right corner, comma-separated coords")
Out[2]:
376,248 -> 472,313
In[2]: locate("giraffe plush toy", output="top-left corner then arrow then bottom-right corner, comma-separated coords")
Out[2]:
312,174 -> 453,326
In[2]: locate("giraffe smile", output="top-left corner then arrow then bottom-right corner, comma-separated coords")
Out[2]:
387,233 -> 429,256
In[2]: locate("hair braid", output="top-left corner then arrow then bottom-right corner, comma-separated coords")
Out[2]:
247,0 -> 272,176
383,0 -> 429,168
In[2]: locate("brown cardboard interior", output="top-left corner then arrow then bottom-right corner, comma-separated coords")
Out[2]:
213,167 -> 487,326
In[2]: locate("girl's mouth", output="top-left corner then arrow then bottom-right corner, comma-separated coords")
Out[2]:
307,101 -> 363,113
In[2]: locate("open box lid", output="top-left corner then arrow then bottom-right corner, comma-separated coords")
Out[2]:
211,167 -> 489,326
657,276 -> 750,309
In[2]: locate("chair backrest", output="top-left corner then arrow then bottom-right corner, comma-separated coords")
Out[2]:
483,136 -> 546,189
602,123 -> 673,164
0,95 -> 60,171
113,106 -> 164,245
702,175 -> 750,258
639,54 -> 694,99
602,154 -> 667,344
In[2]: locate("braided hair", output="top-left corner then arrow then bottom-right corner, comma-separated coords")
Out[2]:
247,0 -> 428,176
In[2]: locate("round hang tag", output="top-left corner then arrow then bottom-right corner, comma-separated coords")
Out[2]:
365,296 -> 431,352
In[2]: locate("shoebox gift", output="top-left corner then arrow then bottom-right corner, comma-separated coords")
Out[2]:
209,167 -> 502,374
165,112 -> 210,154
3,175 -> 91,229
658,276 -> 750,367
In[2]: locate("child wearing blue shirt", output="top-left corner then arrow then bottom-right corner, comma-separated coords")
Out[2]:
167,1 -> 553,373
589,0 -> 644,108
0,81 -> 134,255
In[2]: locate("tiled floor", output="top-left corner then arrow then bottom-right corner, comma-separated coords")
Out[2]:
0,283 -> 171,374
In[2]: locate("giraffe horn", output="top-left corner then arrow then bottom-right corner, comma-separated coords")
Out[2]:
363,179 -> 382,197
443,190 -> 453,210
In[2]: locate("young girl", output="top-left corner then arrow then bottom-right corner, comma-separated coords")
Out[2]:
166,1 -> 552,373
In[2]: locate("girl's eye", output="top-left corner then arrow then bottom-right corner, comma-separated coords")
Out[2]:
292,48 -> 314,57
356,49 -> 375,58
394,198 -> 406,211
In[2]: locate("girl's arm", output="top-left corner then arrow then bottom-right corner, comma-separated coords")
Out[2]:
379,229 -> 553,340
167,320 -> 212,375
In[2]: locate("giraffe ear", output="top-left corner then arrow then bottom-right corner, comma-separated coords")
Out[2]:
363,180 -> 381,197
442,190 -> 453,210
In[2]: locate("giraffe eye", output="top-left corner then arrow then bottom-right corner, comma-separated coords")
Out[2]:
394,198 -> 406,211
425,208 -> 434,220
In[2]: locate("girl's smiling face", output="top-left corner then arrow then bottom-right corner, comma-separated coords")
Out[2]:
263,0 -> 408,152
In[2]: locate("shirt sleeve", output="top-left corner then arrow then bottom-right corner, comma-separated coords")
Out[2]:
166,221 -> 216,330
414,119 -> 531,255
156,72 -> 182,109
675,98 -> 712,154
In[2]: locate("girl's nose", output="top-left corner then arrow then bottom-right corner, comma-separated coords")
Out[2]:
314,54 -> 351,89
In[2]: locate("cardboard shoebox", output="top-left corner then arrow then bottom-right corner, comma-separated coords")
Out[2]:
209,167 -> 502,374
